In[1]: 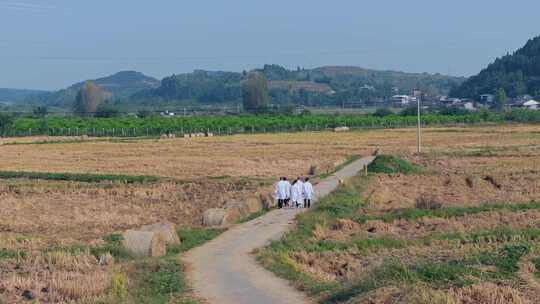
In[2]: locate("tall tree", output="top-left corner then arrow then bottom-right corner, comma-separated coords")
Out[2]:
74,81 -> 106,116
33,106 -> 48,118
494,88 -> 508,111
0,113 -> 13,133
242,72 -> 269,113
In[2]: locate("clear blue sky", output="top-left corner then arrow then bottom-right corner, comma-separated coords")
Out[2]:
1,0 -> 539,90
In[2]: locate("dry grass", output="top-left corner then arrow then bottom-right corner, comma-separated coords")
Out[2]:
449,283 -> 530,304
2,124 -> 540,303
365,169 -> 540,211
0,178 -> 264,247
330,209 -> 540,240
0,250 -> 112,303
257,124 -> 540,303
1,124 -> 538,179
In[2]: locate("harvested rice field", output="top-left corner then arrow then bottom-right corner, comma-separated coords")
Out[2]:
1,124 -> 538,179
1,123 -> 539,303
257,124 -> 540,304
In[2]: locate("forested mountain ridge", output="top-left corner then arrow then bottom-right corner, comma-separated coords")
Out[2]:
17,65 -> 465,108
136,64 -> 464,106
451,35 -> 540,98
33,71 -> 160,107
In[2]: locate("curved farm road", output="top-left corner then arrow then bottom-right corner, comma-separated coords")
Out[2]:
182,156 -> 375,304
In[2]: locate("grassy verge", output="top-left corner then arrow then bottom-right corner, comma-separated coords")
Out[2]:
0,248 -> 21,259
127,258 -> 196,304
0,171 -> 159,183
324,242 -> 533,304
258,155 -> 540,303
353,201 -> 540,224
257,174 -> 370,297
126,227 -> 225,304
168,227 -> 225,255
317,155 -> 361,179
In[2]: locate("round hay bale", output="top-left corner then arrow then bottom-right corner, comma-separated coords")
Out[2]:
334,126 -> 350,133
259,192 -> 276,210
243,196 -> 264,214
202,208 -> 242,227
202,209 -> 227,227
160,134 -> 168,140
122,230 -> 166,258
139,221 -> 180,246
225,201 -> 251,219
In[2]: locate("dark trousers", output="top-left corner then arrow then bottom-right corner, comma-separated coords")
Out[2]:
278,199 -> 285,209
304,199 -> 311,208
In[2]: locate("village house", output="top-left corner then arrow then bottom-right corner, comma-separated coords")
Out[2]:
480,94 -> 495,103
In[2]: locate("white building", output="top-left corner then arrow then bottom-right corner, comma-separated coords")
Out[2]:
463,102 -> 476,111
522,100 -> 539,110
392,95 -> 411,105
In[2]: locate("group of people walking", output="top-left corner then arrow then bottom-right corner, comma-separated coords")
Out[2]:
274,177 -> 314,209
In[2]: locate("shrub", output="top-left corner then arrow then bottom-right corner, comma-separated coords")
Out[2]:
110,272 -> 128,301
368,155 -> 421,174
373,108 -> 393,117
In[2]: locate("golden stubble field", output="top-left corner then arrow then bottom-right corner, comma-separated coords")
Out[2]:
249,124 -> 540,304
1,124 -> 538,179
0,124 -> 539,245
0,124 -> 539,303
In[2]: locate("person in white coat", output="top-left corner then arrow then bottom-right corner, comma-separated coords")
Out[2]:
284,177 -> 292,207
292,178 -> 304,208
303,177 -> 314,208
275,177 -> 289,209
290,179 -> 300,208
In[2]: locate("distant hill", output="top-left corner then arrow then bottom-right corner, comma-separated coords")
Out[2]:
137,64 -> 465,106
0,88 -> 49,104
34,71 -> 160,107
133,70 -> 244,103
311,66 -> 465,96
451,35 -> 540,98
21,65 -> 465,109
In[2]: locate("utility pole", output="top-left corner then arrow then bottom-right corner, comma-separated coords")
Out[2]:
417,95 -> 421,154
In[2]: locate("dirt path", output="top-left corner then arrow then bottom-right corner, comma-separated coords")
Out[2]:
182,156 -> 376,304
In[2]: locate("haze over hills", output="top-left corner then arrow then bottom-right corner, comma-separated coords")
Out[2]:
451,35 -> 540,98
12,65 -> 465,109
0,88 -> 49,104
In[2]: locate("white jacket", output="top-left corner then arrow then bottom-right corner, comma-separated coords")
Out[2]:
291,181 -> 304,202
275,181 -> 288,200
303,182 -> 314,200
284,181 -> 291,199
